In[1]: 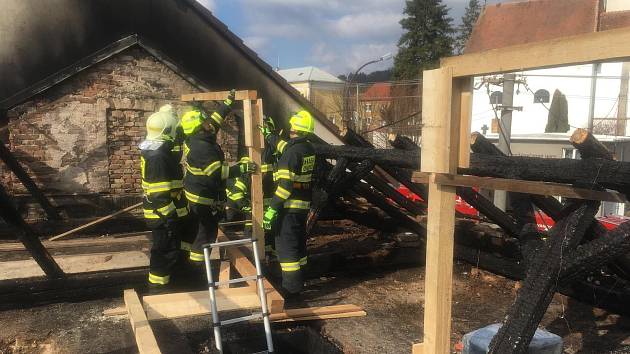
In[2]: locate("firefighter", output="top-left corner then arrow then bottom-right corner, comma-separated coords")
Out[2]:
181,90 -> 256,263
262,110 -> 316,295
225,157 -> 253,236
259,116 -> 287,258
140,104 -> 189,289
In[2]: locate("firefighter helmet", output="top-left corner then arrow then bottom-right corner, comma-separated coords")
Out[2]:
146,105 -> 178,141
289,110 -> 315,134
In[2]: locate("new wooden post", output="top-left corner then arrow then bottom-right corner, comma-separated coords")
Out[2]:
242,99 -> 265,257
413,68 -> 471,354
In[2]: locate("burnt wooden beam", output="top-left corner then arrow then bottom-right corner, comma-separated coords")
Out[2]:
343,128 -> 428,201
352,181 -> 426,236
570,128 -> 630,279
570,128 -> 614,160
0,183 -> 64,278
389,133 -> 522,236
489,202 -> 599,354
313,144 -> 630,195
0,140 -> 61,220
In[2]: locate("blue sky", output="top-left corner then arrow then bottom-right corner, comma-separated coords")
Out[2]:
197,0 -> 502,76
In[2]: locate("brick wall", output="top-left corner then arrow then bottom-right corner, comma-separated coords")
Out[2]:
2,46 -> 241,222
107,109 -> 146,194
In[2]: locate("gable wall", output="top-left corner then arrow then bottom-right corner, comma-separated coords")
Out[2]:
1,46 -> 239,222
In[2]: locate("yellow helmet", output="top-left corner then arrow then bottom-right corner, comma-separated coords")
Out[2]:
289,110 -> 315,134
146,105 -> 178,141
180,108 -> 206,136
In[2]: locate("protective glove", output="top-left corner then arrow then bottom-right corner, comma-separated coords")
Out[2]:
258,116 -> 276,139
224,89 -> 236,107
262,207 -> 278,231
239,157 -> 257,174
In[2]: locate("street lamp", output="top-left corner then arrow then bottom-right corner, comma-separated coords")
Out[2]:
343,53 -> 393,131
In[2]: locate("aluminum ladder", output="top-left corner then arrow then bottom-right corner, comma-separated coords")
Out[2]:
202,237 -> 274,353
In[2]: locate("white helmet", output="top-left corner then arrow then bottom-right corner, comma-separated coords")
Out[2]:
146,104 -> 178,141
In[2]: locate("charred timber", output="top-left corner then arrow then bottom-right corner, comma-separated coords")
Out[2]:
313,144 -> 630,195
489,202 -> 599,354
342,128 -> 428,201
389,133 -> 522,236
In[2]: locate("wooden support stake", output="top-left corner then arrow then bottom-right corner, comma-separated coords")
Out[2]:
417,68 -> 459,354
181,90 -> 257,102
219,261 -> 230,288
49,202 -> 142,241
0,140 -> 60,220
218,230 -> 284,312
124,289 -> 160,354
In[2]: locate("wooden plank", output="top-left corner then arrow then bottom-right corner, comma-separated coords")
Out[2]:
411,173 -> 627,203
272,311 -> 366,323
441,26 -> 630,77
0,234 -> 150,252
269,304 -> 363,321
420,67 -> 457,354
124,289 -> 160,354
103,306 -> 127,316
217,230 -> 285,312
412,343 -> 424,354
181,90 -> 257,102
243,99 -> 266,259
49,202 -> 142,241
219,261 -> 230,288
142,287 -> 260,321
0,251 -> 148,280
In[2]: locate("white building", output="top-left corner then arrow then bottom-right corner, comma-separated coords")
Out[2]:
465,0 -> 630,216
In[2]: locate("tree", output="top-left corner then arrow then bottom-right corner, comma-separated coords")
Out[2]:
393,0 -> 454,80
454,0 -> 483,54
545,89 -> 570,133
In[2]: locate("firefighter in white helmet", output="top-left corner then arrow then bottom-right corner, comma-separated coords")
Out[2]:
140,105 -> 189,290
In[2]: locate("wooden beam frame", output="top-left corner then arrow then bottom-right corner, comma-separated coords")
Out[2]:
180,90 -> 257,102
415,25 -> 630,354
242,99 -> 266,257
411,173 -> 627,203
441,26 -> 630,77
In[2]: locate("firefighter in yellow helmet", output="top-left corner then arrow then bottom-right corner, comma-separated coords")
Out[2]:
262,110 -> 316,295
140,104 -> 189,290
181,90 -> 256,263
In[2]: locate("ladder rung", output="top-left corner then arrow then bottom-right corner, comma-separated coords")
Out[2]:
204,238 -> 256,249
220,313 -> 263,326
210,275 -> 258,287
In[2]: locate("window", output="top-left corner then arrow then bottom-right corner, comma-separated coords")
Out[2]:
364,103 -> 372,113
533,89 -> 550,103
562,148 -> 581,159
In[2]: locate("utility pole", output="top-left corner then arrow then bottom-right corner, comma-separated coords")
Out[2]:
587,63 -> 599,132
616,62 -> 630,136
494,73 -> 515,211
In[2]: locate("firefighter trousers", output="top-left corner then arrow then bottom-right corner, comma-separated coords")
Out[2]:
188,203 -> 220,262
148,219 -> 183,285
275,211 -> 308,294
